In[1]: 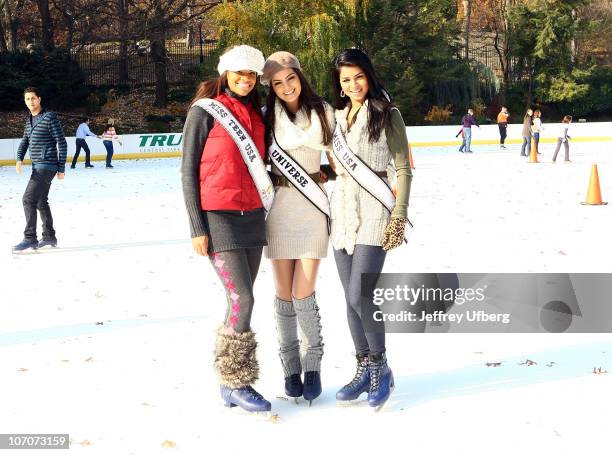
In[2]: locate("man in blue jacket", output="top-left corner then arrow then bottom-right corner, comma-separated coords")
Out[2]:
71,117 -> 99,168
13,87 -> 67,252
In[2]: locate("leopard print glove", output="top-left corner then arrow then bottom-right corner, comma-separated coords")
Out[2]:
382,217 -> 406,251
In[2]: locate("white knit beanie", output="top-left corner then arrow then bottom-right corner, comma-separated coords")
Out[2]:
217,45 -> 265,76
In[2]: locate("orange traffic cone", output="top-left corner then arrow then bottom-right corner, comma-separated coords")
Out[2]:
581,164 -> 607,205
408,144 -> 415,170
528,137 -> 539,163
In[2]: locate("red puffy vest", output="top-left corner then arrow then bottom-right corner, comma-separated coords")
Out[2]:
199,93 -> 266,211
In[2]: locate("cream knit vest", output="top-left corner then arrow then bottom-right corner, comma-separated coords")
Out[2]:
331,101 -> 392,254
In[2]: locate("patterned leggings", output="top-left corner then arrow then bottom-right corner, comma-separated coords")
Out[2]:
209,247 -> 263,332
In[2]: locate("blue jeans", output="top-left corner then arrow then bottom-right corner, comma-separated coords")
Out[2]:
521,136 -> 531,156
459,127 -> 472,152
103,140 -> 114,166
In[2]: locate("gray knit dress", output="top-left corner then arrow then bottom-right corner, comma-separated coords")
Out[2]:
264,101 -> 336,259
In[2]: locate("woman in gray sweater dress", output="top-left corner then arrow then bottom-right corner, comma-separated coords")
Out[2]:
260,52 -> 334,405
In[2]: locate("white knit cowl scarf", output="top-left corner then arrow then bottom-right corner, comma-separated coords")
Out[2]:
273,99 -> 329,152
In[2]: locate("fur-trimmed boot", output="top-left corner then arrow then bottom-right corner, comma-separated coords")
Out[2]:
214,327 -> 271,413
274,297 -> 303,398
294,293 -> 324,405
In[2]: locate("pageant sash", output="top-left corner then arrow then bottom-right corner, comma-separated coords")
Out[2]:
193,98 -> 274,213
331,125 -> 413,239
332,125 -> 396,212
268,132 -> 331,218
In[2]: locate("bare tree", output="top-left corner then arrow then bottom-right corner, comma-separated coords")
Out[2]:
117,0 -> 130,84
35,0 -> 55,50
150,0 -> 168,106
136,0 -> 226,106
0,20 -> 7,52
576,0 -> 612,65
492,0 -> 513,104
0,0 -> 7,51
462,0 -> 471,59
3,0 -> 227,107
50,0 -> 103,49
2,0 -> 25,51
84,0 -> 228,105
469,0 -> 515,103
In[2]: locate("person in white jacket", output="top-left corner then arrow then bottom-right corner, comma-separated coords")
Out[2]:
552,115 -> 573,163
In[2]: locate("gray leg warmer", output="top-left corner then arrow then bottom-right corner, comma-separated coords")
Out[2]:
293,293 -> 324,372
274,297 -> 302,377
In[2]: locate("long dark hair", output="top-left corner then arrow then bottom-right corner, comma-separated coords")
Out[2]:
332,48 -> 393,142
190,47 -> 261,111
264,68 -> 332,146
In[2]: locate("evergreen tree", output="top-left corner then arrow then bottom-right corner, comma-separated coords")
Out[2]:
508,0 -> 590,107
359,0 -> 478,123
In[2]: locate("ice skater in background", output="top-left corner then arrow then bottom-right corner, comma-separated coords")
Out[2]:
520,108 -> 533,157
455,127 -> 464,142
101,120 -> 122,168
260,51 -> 335,405
458,108 -> 480,153
13,86 -> 67,252
552,115 -> 573,163
71,117 -> 100,169
532,109 -> 543,155
497,106 -> 509,149
329,48 -> 412,410
181,45 -> 272,414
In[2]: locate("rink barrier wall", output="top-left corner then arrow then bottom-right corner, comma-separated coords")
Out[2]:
1,123 -> 611,166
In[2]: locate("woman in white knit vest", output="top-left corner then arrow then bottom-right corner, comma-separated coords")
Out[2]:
329,48 -> 412,411
260,52 -> 335,405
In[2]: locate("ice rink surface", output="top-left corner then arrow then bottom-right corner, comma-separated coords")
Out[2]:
1,141 -> 611,454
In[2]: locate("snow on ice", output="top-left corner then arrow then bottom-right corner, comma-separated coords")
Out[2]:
1,141 -> 611,454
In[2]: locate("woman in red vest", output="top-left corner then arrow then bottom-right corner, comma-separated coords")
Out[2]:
181,45 -> 272,413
